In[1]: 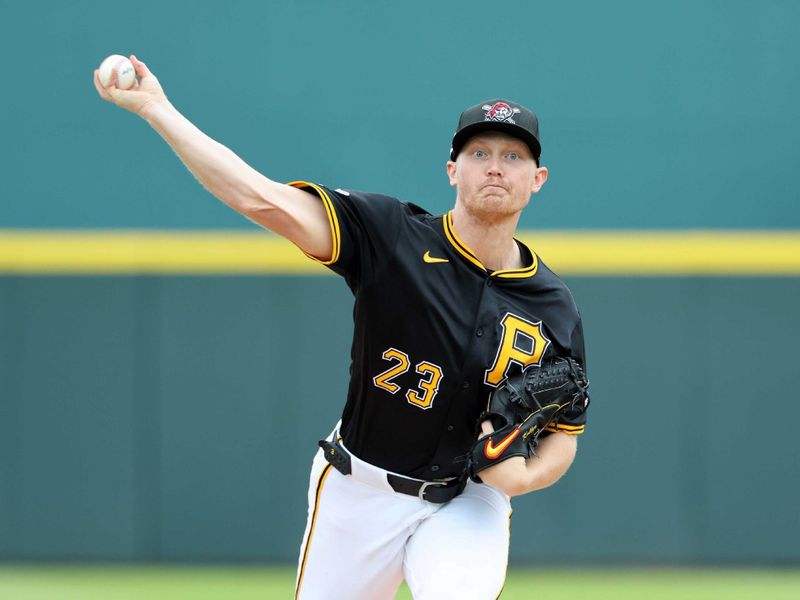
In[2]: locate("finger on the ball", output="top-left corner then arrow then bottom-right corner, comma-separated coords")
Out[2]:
93,70 -> 111,100
131,55 -> 150,78
96,71 -> 120,102
108,65 -> 119,88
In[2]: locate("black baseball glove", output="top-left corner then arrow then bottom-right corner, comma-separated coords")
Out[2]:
467,356 -> 589,482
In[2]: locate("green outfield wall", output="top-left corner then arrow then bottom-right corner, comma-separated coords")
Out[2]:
1,274 -> 798,564
2,0 -> 800,566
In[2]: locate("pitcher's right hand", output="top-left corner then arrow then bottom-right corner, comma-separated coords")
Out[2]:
93,55 -> 168,117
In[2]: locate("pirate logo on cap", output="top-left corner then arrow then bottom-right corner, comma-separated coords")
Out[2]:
482,102 -> 521,124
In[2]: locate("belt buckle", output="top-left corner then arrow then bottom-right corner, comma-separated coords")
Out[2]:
417,480 -> 442,501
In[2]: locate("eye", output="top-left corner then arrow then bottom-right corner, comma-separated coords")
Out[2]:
473,150 -> 486,158
507,152 -> 519,161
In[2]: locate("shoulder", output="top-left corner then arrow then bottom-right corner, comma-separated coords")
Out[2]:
330,187 -> 434,222
532,254 -> 581,313
535,254 -> 568,288
336,188 -> 429,210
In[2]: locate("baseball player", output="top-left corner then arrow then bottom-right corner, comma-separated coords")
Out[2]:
94,56 -> 589,599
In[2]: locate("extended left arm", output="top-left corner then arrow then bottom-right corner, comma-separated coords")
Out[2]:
478,427 -> 578,497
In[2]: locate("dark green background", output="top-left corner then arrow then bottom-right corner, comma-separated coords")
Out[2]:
1,0 -> 799,565
1,276 -> 798,563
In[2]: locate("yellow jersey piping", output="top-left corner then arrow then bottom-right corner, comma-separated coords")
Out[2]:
295,462 -> 333,599
288,181 -> 341,266
546,423 -> 585,435
443,211 -> 485,271
443,211 -> 539,279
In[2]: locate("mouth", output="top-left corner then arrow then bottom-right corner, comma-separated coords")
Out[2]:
482,184 -> 507,192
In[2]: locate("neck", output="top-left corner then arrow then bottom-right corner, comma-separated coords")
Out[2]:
450,205 -> 523,271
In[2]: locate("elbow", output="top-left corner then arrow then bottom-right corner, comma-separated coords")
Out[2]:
245,201 -> 303,238
529,469 -> 567,494
241,197 -> 281,220
238,182 -> 281,216
517,434 -> 578,496
238,179 -> 314,236
496,470 -> 537,498
505,476 -> 533,498
239,188 -> 294,232
197,181 -> 276,222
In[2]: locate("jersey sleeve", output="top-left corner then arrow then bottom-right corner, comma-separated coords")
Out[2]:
288,181 -> 404,289
545,317 -> 590,435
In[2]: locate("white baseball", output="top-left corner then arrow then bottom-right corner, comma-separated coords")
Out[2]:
98,54 -> 136,90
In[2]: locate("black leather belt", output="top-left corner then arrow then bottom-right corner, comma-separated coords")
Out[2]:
319,439 -> 465,504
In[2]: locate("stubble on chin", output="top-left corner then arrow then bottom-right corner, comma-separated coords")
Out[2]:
461,189 -> 529,224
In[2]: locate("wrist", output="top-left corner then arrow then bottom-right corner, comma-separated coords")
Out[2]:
139,97 -> 175,124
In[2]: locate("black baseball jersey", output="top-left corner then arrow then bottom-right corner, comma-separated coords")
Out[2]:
291,181 -> 589,480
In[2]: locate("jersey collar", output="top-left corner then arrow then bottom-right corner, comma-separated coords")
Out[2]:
442,211 -> 538,279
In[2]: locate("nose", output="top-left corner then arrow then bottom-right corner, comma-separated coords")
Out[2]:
486,156 -> 503,177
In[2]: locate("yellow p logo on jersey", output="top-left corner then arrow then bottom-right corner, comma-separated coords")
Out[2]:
484,313 -> 551,387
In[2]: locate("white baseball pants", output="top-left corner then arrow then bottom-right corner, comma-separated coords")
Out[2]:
295,428 -> 512,600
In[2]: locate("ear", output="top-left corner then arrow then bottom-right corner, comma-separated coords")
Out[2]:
531,166 -> 548,193
446,160 -> 458,187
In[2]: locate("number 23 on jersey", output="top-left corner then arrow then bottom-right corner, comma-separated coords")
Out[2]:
372,348 -> 444,410
372,312 -> 551,410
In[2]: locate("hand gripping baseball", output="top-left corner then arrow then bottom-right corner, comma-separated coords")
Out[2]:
468,356 -> 589,482
93,55 -> 168,116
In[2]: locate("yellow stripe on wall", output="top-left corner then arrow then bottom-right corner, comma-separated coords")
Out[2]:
1,229 -> 799,275
0,230 -> 327,275
517,231 -> 800,275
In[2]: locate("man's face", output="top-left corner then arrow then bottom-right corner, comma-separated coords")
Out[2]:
446,131 -> 548,221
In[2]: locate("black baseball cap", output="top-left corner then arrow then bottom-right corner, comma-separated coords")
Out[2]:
450,98 -> 541,162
